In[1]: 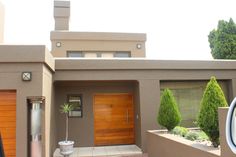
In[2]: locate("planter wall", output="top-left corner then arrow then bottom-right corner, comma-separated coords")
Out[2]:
147,130 -> 219,157
218,107 -> 235,157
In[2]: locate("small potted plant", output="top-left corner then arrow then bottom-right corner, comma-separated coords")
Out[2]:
58,103 -> 75,156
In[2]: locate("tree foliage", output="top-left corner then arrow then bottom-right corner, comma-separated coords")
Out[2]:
157,89 -> 181,131
208,18 -> 236,59
197,77 -> 228,147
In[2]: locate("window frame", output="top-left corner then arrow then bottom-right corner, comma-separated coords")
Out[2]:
67,94 -> 83,118
114,51 -> 131,58
67,51 -> 84,58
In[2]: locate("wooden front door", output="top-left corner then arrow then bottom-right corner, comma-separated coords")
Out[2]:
94,93 -> 134,146
0,90 -> 16,157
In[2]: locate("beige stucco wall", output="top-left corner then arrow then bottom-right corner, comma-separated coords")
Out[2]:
54,59 -> 236,152
51,32 -> 146,58
54,81 -> 141,147
134,81 -> 141,147
0,63 -> 43,157
147,131 -> 219,157
42,65 -> 54,157
0,45 -> 54,157
0,1 -> 4,43
229,79 -> 236,102
218,108 -> 236,157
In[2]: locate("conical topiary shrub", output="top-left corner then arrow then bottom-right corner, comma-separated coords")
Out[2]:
197,76 -> 228,147
157,88 -> 181,131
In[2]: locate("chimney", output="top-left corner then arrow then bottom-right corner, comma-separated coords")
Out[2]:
54,0 -> 70,30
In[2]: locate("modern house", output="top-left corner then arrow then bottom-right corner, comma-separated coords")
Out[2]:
1,1 -> 236,157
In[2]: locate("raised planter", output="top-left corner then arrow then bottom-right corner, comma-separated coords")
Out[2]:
147,130 -> 220,157
147,108 -> 236,157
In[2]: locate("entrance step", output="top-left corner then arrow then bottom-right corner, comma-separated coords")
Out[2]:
54,145 -> 143,157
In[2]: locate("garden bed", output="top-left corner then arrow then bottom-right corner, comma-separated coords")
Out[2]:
170,126 -> 213,145
159,130 -> 220,155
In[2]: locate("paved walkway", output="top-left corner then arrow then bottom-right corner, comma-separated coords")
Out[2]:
54,145 -> 147,157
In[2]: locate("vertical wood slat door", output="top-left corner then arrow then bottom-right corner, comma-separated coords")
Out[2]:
94,93 -> 134,146
0,91 -> 16,157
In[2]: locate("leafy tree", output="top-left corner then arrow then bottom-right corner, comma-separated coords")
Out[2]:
208,18 -> 236,59
157,89 -> 181,131
197,77 -> 228,147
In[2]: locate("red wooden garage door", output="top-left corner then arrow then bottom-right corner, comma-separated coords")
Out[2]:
0,90 -> 16,157
94,93 -> 134,146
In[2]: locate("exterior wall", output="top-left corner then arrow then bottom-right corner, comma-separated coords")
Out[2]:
218,108 -> 235,157
54,59 -> 236,152
134,81 -> 141,148
138,80 -> 160,150
50,84 -> 57,156
54,81 -> 140,147
42,65 -> 54,157
0,1 -> 4,43
0,45 -> 54,157
0,63 -> 43,157
229,79 -> 236,102
51,32 -> 146,58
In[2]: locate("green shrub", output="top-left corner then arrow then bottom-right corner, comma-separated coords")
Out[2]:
171,126 -> 189,137
157,89 -> 181,131
185,131 -> 199,141
197,131 -> 209,141
184,130 -> 209,141
197,77 -> 228,147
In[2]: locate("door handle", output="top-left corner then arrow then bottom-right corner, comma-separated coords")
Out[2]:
126,109 -> 129,123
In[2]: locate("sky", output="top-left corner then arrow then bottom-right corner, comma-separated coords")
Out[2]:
1,0 -> 236,60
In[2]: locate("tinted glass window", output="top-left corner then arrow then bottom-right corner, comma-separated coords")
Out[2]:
67,51 -> 83,57
114,52 -> 131,58
161,81 -> 229,127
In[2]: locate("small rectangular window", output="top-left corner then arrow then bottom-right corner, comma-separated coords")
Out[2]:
160,80 -> 229,127
84,52 -> 97,58
114,51 -> 131,58
67,94 -> 83,118
97,52 -> 102,58
67,51 -> 83,57
101,53 -> 114,58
